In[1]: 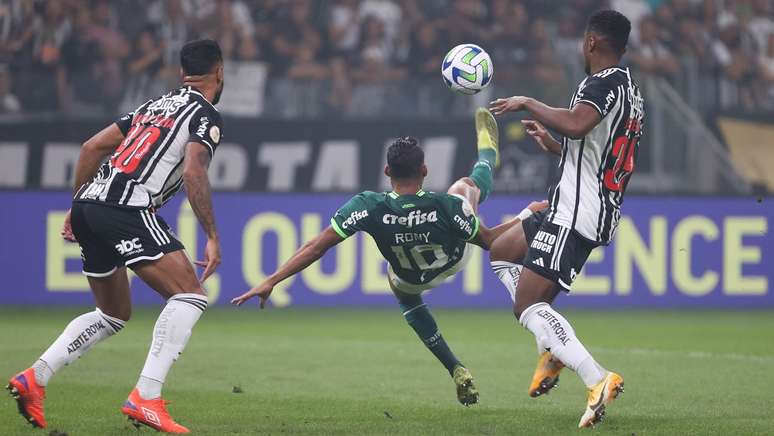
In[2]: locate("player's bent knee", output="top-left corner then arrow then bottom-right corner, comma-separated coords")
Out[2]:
100,305 -> 131,322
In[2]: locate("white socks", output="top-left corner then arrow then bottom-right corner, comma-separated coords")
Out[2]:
519,302 -> 605,387
34,308 -> 125,386
137,293 -> 207,399
491,261 -> 523,302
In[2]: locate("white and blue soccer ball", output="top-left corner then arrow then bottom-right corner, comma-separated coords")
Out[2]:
441,44 -> 493,95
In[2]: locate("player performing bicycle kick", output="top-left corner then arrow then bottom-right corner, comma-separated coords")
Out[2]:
232,108 -> 547,405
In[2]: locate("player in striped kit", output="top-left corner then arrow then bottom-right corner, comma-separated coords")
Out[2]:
7,39 -> 225,433
488,10 -> 644,428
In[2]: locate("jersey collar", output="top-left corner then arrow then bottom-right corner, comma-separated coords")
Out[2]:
388,189 -> 425,198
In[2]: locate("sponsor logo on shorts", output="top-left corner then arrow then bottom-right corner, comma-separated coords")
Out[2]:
530,230 -> 556,253
116,238 -> 143,256
66,321 -> 107,354
536,309 -> 571,345
341,210 -> 368,230
382,210 -> 437,228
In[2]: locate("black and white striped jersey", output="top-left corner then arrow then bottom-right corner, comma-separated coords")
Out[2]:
547,66 -> 645,245
75,86 -> 222,209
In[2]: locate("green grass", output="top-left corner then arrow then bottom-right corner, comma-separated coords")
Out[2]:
2,307 -> 773,435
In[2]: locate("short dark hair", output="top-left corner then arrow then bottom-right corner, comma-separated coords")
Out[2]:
387,136 -> 424,179
180,39 -> 223,75
587,10 -> 631,55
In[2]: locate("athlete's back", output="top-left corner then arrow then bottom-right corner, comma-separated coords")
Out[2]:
549,66 -> 644,244
331,190 -> 479,285
75,86 -> 222,210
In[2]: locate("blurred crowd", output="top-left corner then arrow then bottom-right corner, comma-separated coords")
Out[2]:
0,0 -> 772,117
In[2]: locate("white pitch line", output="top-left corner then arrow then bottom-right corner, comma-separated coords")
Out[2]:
591,346 -> 774,364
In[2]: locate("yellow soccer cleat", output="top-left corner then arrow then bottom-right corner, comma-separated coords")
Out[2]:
578,371 -> 625,428
474,107 -> 500,167
528,351 -> 564,397
452,365 -> 479,406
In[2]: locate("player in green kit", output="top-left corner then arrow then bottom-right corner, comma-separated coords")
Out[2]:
232,108 -> 547,405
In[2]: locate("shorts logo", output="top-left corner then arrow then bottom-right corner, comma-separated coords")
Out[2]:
116,237 -> 143,255
533,257 -> 545,267
570,268 -> 578,281
530,230 -> 556,253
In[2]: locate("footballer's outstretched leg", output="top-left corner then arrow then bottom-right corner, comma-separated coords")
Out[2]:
448,107 -> 500,210
515,269 -> 623,428
121,251 -> 209,434
394,290 -> 479,406
6,270 -> 130,429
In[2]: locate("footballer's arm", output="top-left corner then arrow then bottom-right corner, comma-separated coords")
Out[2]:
73,123 -> 126,194
490,96 -> 601,140
232,227 -> 344,307
183,142 -> 221,283
63,123 -> 126,241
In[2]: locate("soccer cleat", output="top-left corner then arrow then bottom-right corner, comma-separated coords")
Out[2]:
578,371 -> 625,428
452,365 -> 479,406
121,388 -> 190,434
528,351 -> 564,397
6,368 -> 47,428
474,107 -> 500,167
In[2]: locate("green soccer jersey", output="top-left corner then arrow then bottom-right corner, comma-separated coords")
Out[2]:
330,189 -> 480,285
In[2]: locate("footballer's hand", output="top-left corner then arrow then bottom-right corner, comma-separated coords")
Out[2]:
231,283 -> 273,308
528,200 -> 550,213
61,209 -> 76,242
490,96 -> 529,115
521,120 -> 553,151
194,237 -> 221,283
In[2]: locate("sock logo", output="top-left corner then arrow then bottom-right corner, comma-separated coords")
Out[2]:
150,306 -> 176,357
536,309 -> 571,345
66,321 -> 106,354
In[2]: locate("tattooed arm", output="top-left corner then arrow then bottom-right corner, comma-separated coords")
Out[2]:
183,141 -> 220,282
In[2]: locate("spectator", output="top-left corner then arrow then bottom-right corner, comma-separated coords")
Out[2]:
272,0 -> 322,74
712,12 -> 757,109
0,64 -> 21,114
630,16 -> 680,77
758,33 -> 774,109
119,25 -> 165,112
748,0 -> 774,55
147,0 -> 189,83
328,0 -> 361,57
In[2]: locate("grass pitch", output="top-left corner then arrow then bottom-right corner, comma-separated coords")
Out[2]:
1,307 -> 773,435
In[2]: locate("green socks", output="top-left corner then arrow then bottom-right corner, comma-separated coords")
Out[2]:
469,149 -> 495,203
399,295 -> 462,375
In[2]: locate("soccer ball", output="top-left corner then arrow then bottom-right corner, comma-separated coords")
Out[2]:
441,44 -> 493,95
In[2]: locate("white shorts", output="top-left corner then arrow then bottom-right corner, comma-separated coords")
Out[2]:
387,245 -> 472,295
